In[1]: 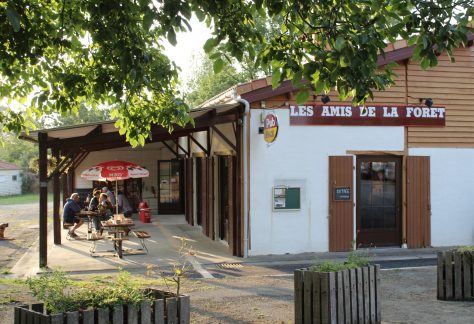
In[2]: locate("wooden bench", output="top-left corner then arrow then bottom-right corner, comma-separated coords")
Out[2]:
0,223 -> 8,240
131,231 -> 151,252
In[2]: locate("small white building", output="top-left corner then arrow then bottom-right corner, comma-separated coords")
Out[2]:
0,161 -> 22,196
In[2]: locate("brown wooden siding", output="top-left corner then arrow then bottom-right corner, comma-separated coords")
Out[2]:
329,156 -> 354,252
406,156 -> 431,248
407,47 -> 474,147
250,46 -> 474,148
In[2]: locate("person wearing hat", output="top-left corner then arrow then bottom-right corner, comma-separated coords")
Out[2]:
101,186 -> 116,207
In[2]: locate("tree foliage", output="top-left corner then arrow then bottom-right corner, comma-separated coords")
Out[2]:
185,55 -> 248,108
1,0 -> 472,146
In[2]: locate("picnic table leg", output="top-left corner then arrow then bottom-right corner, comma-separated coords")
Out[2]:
118,240 -> 123,258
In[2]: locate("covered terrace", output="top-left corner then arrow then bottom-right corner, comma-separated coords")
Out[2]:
20,103 -> 246,268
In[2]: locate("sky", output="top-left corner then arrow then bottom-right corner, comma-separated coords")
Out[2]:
162,16 -> 212,88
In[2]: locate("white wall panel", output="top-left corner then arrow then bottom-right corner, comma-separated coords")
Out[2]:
249,108 -> 405,255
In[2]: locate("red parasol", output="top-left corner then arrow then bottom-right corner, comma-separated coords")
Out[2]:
80,160 -> 149,214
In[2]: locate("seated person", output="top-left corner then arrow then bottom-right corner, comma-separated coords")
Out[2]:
117,191 -> 133,218
63,193 -> 84,238
93,193 -> 113,233
99,193 -> 114,215
88,189 -> 101,211
88,189 -> 106,232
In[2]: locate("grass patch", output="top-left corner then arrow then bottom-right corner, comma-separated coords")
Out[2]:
0,193 -> 40,205
457,246 -> 474,252
0,193 -> 62,205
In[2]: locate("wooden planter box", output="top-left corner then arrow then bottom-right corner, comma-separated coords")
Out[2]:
14,289 -> 190,324
294,265 -> 381,324
437,250 -> 474,301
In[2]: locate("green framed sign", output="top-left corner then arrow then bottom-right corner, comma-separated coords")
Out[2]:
273,187 -> 301,210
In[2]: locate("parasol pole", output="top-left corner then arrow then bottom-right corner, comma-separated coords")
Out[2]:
115,180 -> 119,215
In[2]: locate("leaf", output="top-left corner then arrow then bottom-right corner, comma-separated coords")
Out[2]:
271,70 -> 282,89
335,37 -> 345,51
213,58 -> 225,74
143,11 -> 154,31
339,56 -> 348,67
420,58 -> 430,70
167,29 -> 177,46
203,38 -> 217,53
6,5 -> 21,32
295,90 -> 309,104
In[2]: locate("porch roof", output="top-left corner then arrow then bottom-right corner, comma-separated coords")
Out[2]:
20,103 -> 243,153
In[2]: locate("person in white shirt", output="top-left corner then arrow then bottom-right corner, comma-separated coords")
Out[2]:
101,186 -> 116,206
117,191 -> 133,217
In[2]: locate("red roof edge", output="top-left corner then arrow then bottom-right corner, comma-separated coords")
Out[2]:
0,160 -> 21,170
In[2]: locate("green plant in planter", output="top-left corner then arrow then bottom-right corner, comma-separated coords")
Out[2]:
26,269 -> 153,314
147,236 -> 195,296
310,249 -> 371,272
457,245 -> 474,252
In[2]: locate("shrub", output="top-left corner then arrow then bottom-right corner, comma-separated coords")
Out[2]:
26,270 -> 153,314
310,250 -> 371,272
457,246 -> 474,253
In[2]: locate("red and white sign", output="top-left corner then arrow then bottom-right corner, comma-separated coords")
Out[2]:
289,105 -> 446,127
264,113 -> 279,143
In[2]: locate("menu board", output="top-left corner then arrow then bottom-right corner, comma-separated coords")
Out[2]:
273,187 -> 301,210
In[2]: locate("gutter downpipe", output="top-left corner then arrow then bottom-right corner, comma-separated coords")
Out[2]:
234,92 -> 250,258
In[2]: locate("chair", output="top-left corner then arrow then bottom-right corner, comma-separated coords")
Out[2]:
131,231 -> 151,252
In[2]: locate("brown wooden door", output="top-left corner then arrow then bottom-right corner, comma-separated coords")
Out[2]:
206,157 -> 215,239
407,156 -> 431,248
329,156 -> 354,252
184,158 -> 194,226
357,156 -> 402,247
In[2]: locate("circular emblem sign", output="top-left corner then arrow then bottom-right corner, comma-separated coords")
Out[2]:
264,113 -> 279,143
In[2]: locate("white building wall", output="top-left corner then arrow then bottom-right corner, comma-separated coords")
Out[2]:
249,109 -> 405,255
409,148 -> 474,247
0,170 -> 22,196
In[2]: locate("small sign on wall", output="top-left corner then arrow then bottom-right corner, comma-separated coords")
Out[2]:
273,186 -> 301,210
334,187 -> 351,201
264,113 -> 279,143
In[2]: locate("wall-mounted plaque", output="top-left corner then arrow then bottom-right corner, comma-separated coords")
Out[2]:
334,187 -> 351,201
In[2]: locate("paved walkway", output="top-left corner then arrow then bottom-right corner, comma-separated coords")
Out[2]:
10,213 -> 453,278
10,214 -> 238,277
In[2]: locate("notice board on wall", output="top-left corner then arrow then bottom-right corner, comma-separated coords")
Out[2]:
273,187 -> 301,210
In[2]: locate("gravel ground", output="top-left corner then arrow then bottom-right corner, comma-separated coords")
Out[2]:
0,203 -> 51,271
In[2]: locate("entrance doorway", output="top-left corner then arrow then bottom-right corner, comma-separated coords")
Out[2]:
157,160 -> 184,214
356,156 -> 402,247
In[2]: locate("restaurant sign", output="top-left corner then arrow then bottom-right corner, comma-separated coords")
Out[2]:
289,105 -> 446,127
264,113 -> 279,143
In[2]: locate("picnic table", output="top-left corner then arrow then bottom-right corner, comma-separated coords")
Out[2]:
101,219 -> 135,258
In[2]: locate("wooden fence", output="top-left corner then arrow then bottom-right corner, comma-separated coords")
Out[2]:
437,250 -> 474,301
14,294 -> 190,324
294,265 -> 381,324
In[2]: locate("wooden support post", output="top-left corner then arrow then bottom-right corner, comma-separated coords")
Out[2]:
38,132 -> 48,268
67,166 -> 74,198
61,173 -> 68,205
52,149 -> 61,245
